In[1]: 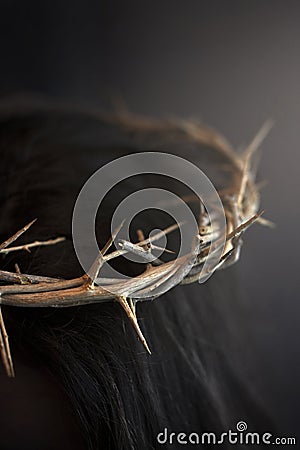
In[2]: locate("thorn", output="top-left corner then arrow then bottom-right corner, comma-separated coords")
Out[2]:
256,179 -> 269,191
101,219 -> 125,255
128,298 -> 137,317
87,252 -> 104,289
136,229 -> 146,244
242,120 -> 273,162
0,218 -> 37,251
225,211 -> 264,241
0,306 -> 15,377
256,216 -> 276,228
136,229 -> 153,271
238,121 -> 273,207
148,243 -> 175,254
198,200 -> 207,228
86,220 -> 125,288
117,295 -> 151,354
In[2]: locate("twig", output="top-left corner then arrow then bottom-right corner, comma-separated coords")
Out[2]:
86,220 -> 125,288
118,239 -> 163,264
0,219 -> 37,250
0,270 -> 60,284
0,306 -> 14,377
0,236 -> 66,254
237,121 -> 273,208
103,222 -> 181,262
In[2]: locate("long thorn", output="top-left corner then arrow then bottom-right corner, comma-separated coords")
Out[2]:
0,237 -> 65,254
0,306 -> 14,377
117,295 -> 151,354
86,220 -> 125,288
0,219 -> 37,250
238,121 -> 273,207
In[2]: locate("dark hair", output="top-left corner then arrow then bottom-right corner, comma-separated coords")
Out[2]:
0,107 -> 273,449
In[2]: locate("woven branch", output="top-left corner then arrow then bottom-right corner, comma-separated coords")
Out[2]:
0,117 -> 271,375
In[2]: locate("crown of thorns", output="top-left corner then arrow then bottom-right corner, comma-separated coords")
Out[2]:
0,115 -> 273,377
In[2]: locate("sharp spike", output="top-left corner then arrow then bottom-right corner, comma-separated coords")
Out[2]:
117,295 -> 151,354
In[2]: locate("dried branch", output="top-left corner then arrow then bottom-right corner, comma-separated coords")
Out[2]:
0,270 -> 60,284
85,221 -> 124,289
0,236 -> 66,254
0,307 -> 14,377
0,117 -> 272,374
0,219 -> 37,250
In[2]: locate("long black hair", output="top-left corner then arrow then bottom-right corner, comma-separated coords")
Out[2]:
0,103 -> 273,449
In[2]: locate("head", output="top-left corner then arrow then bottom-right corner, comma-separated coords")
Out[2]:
0,102 -> 273,449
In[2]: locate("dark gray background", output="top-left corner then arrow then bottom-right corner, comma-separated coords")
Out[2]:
1,0 -> 299,437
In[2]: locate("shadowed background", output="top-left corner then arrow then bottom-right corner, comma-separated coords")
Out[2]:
0,0 -> 299,439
